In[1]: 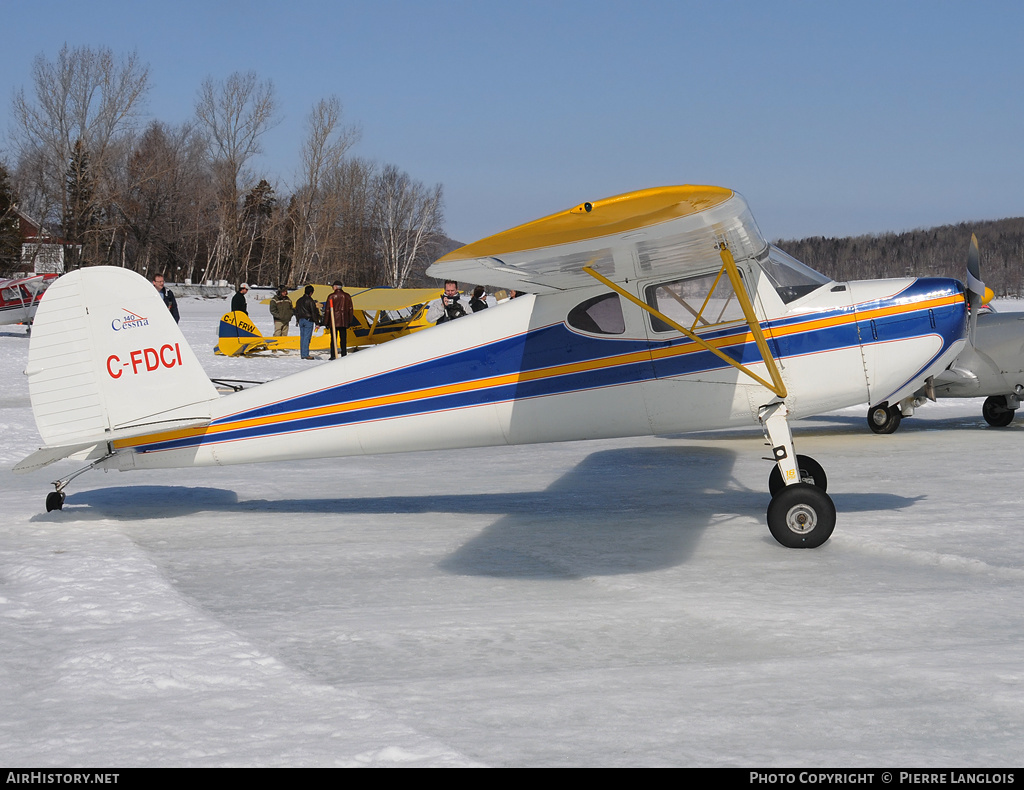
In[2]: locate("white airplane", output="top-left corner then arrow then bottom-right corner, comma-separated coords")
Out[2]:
866,236 -> 1024,432
0,272 -> 59,332
15,185 -> 969,548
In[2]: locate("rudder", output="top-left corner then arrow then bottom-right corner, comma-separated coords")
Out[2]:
217,310 -> 266,356
25,267 -> 219,448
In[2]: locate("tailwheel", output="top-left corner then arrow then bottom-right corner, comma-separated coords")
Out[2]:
982,395 -> 1015,427
768,454 -> 827,497
867,402 -> 902,434
767,483 -> 836,548
45,491 -> 66,512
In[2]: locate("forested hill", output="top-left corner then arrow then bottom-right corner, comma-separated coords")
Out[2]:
775,217 -> 1024,297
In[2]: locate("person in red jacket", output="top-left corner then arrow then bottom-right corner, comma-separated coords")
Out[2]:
324,280 -> 354,359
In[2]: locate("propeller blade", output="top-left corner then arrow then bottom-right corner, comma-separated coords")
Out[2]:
966,233 -> 984,305
966,233 -> 983,345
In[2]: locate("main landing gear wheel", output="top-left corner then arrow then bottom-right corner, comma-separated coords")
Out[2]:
982,395 -> 1015,427
45,491 -> 66,512
867,403 -> 902,434
767,483 -> 836,548
768,454 -> 827,497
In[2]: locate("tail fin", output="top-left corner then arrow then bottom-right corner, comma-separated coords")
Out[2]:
22,267 -> 219,452
217,310 -> 267,356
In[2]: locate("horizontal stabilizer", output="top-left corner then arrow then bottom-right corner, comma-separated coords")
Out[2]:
14,442 -> 106,473
14,416 -> 213,473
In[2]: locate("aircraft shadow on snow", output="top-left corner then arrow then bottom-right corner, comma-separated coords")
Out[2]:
48,443 -> 921,577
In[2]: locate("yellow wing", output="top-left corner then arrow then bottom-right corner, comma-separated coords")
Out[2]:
427,185 -> 767,293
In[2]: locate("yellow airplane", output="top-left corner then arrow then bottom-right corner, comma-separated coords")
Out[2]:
217,286 -> 440,356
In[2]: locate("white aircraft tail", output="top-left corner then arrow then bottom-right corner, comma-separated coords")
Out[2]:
16,267 -> 218,471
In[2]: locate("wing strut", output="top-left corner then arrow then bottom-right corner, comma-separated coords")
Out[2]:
582,241 -> 788,398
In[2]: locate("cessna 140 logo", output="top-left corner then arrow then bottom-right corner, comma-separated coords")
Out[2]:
111,309 -> 149,331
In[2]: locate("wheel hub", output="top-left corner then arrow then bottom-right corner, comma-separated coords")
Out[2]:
785,503 -> 818,534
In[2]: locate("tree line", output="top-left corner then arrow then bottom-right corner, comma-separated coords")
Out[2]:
775,217 -> 1024,298
0,45 -> 447,287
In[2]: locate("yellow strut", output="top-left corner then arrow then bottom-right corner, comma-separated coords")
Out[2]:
582,244 -> 788,398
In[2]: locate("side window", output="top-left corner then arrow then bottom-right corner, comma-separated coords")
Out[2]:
567,293 -> 625,335
645,271 -> 745,333
2,287 -> 20,302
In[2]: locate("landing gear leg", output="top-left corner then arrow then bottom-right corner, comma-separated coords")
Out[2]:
44,452 -> 114,513
759,402 -> 836,548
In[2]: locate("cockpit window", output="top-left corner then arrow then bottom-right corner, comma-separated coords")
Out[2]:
567,292 -> 625,334
758,246 -> 831,303
644,270 -> 745,333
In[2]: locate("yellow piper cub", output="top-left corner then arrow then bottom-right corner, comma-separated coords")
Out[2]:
216,286 -> 440,356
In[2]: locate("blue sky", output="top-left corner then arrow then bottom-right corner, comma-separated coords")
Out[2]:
3,1 -> 1022,245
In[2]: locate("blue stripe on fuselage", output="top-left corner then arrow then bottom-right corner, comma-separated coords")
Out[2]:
136,279 -> 965,453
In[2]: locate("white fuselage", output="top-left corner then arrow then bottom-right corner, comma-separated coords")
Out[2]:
109,261 -> 966,473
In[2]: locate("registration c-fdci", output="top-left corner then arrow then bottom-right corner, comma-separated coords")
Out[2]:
106,344 -> 183,378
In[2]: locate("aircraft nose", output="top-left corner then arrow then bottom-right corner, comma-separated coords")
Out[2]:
924,276 -> 969,350
852,276 -> 967,406
851,276 -> 967,348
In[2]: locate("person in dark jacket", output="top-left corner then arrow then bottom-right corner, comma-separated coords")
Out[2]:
231,283 -> 249,314
294,285 -> 321,360
469,285 -> 488,313
153,274 -> 180,323
324,281 -> 354,359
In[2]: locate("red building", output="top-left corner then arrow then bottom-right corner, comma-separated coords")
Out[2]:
10,207 -> 75,274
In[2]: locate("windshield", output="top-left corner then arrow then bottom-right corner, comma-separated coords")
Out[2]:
758,246 -> 831,303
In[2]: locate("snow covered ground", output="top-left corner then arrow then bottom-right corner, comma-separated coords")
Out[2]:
1,294 -> 1023,767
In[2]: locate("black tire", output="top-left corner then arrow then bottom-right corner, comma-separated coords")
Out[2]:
867,403 -> 902,434
45,491 -> 65,512
982,395 -> 1015,427
768,454 -> 828,497
767,483 -> 836,548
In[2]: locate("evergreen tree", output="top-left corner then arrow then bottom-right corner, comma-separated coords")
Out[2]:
240,179 -> 276,283
64,139 -> 97,268
0,162 -> 22,275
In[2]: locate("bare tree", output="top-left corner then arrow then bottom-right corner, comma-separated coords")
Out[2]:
289,96 -> 360,285
194,71 -> 277,283
9,46 -> 150,268
373,164 -> 444,287
331,157 -> 379,284
117,120 -> 213,280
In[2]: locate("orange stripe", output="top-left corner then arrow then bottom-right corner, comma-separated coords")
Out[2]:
116,294 -> 962,450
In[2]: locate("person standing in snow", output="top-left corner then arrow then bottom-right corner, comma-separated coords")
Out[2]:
153,274 -> 180,323
232,283 -> 250,314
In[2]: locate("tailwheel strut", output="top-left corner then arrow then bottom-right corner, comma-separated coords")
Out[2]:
759,402 -> 836,548
45,452 -> 115,513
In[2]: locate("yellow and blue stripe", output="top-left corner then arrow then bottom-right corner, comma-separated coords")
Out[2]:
118,278 -> 965,455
